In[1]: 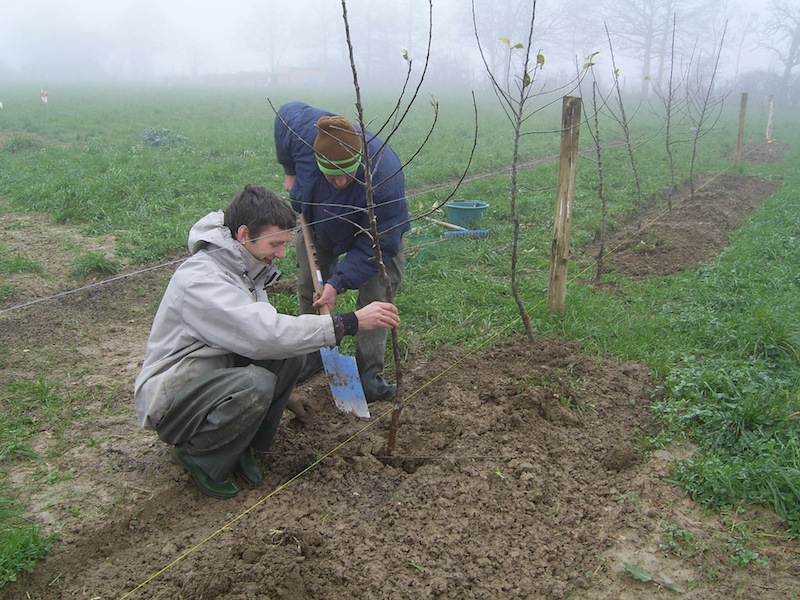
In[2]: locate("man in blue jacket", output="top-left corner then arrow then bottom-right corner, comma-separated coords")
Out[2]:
274,101 -> 409,403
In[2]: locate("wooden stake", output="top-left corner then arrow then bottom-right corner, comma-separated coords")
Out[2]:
547,96 -> 582,317
766,95 -> 775,141
733,92 -> 748,170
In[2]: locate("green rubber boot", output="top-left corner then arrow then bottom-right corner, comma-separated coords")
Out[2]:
173,447 -> 238,499
235,449 -> 264,485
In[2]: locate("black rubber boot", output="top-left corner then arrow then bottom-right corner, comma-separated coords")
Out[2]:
296,350 -> 323,384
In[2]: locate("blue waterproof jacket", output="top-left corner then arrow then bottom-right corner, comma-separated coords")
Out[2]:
274,101 -> 409,293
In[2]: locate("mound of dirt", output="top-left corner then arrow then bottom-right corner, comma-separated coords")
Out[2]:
582,173 -> 782,279
2,147 -> 798,598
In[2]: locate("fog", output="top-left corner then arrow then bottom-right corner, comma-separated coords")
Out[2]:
0,0 -> 779,94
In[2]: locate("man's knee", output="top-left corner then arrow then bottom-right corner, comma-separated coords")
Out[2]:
242,365 -> 278,398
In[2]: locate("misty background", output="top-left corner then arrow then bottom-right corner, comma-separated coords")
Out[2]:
0,0 -> 796,104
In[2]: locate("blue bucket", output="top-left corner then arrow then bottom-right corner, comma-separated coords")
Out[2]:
445,200 -> 489,229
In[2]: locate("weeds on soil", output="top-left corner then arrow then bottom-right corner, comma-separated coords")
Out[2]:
0,486 -> 53,588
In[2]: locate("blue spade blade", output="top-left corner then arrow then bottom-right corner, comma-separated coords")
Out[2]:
319,346 -> 370,419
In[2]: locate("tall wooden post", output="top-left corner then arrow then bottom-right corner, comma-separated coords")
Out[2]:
733,92 -> 748,170
766,95 -> 775,141
547,96 -> 582,317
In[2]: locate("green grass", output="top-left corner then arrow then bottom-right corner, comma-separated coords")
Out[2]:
0,84 -> 798,583
0,378 -> 68,587
0,378 -> 69,462
71,251 -> 121,279
0,486 -> 53,587
0,246 -> 44,276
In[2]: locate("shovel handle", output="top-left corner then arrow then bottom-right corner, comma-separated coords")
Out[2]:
299,214 -> 330,316
425,216 -> 467,231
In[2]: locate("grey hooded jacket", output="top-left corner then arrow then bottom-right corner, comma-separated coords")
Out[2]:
134,211 -> 335,430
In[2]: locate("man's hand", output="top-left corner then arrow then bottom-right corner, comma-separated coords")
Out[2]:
312,283 -> 338,314
286,391 -> 315,425
355,301 -> 400,331
283,174 -> 296,193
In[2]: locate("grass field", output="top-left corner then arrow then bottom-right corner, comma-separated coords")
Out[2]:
0,83 -> 798,586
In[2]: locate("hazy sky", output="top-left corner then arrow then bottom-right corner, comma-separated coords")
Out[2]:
1,0 -> 275,77
0,0 -> 778,86
1,0 -> 440,79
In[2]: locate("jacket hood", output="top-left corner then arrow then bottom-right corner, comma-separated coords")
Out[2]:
188,210 -> 231,254
187,211 -> 280,286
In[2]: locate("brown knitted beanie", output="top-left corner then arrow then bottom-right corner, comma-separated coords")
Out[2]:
314,115 -> 362,175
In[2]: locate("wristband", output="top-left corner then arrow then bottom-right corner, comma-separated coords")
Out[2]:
330,313 -> 359,346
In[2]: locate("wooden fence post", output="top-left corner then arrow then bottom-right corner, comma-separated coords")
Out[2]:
766,95 -> 775,141
733,92 -> 748,170
547,96 -> 582,317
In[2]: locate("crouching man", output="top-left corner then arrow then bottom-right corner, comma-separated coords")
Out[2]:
133,185 -> 399,499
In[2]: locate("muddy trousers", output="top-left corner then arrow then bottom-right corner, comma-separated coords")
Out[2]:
156,356 -> 303,482
295,234 -> 404,383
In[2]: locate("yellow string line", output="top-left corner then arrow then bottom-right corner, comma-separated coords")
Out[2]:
122,139 -> 772,598
119,140 -> 778,598
119,315 -> 520,599
119,411 -> 391,598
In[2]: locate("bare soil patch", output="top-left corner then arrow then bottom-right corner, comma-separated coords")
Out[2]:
730,140 -> 789,165
582,173 -> 782,279
1,149 -> 798,599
